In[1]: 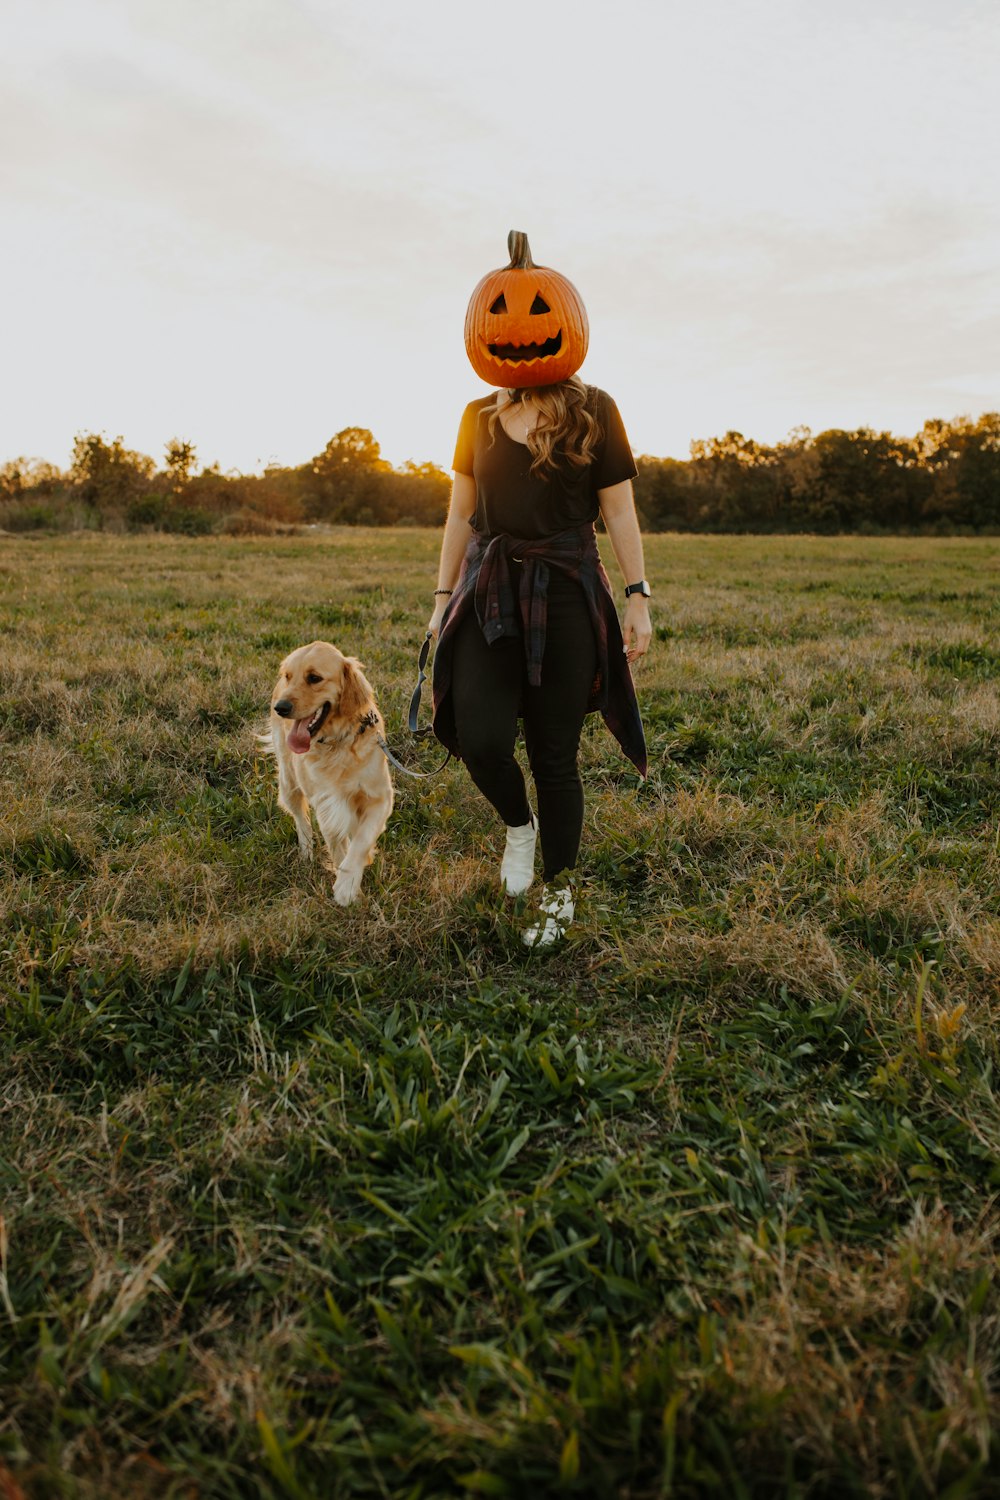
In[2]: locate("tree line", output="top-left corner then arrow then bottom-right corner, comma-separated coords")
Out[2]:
634,414 -> 1000,534
0,428 -> 451,535
1,412 -> 998,535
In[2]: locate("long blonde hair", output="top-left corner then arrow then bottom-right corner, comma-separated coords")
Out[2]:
488,376 -> 602,481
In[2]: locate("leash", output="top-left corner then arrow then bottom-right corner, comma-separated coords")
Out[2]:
373,633 -> 452,780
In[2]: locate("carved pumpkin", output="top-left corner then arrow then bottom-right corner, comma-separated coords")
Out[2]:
464,230 -> 589,388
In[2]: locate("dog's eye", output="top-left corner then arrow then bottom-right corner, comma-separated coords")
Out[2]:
306,672 -> 323,684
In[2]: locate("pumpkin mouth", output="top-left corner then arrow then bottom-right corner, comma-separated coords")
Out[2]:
487,332 -> 563,363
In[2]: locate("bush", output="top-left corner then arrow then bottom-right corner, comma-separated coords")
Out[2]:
126,495 -> 169,529
163,505 -> 215,536
1,501 -> 60,532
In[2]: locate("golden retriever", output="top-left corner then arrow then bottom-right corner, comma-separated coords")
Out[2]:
262,641 -> 394,905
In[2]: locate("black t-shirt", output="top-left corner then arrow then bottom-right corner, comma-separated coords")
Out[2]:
452,386 -> 638,539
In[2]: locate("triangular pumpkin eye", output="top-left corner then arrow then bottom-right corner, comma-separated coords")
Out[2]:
530,293 -> 550,314
489,293 -> 508,314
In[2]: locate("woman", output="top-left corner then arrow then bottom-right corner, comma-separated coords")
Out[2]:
428,233 -> 651,946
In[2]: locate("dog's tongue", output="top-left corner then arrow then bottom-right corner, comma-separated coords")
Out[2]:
289,719 -> 313,754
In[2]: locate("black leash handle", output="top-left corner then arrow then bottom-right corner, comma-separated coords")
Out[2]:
407,631 -> 435,736
378,633 -> 451,780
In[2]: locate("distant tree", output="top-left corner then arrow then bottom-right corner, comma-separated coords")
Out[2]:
775,428 -> 820,528
633,455 -> 692,530
245,464 -> 308,525
958,413 -> 1000,528
164,439 -> 197,492
785,428 -> 922,531
920,413 -> 1000,528
307,427 -> 391,522
0,457 -> 63,500
386,460 -> 451,525
71,432 -> 155,515
688,430 -> 784,530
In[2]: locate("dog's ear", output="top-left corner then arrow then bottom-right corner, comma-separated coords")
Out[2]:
338,657 -> 372,721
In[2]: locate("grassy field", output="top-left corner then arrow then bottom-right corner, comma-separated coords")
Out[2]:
1,528 -> 999,1499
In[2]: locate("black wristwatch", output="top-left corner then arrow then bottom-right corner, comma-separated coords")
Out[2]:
624,580 -> 651,599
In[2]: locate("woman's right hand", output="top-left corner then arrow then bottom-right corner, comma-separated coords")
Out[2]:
426,596 -> 451,638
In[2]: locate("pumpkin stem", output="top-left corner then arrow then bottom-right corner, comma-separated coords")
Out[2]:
507,230 -> 535,269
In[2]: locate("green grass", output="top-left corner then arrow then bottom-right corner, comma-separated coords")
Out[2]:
1,529 -> 999,1497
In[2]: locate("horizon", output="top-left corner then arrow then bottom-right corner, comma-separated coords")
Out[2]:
7,403 -> 1000,483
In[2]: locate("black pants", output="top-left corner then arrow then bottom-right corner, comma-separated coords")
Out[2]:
451,570 -> 597,881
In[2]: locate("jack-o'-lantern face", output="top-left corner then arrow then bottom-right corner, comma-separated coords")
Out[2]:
464,230 -> 589,388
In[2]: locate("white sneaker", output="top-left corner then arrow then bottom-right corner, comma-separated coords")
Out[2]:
501,814 -> 537,896
522,885 -> 574,948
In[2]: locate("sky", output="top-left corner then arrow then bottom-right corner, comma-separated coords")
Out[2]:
2,0 -> 998,475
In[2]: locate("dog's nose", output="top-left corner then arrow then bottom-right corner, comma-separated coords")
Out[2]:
273,698 -> 294,718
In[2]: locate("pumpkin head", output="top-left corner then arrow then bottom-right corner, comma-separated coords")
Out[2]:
464,230 -> 589,388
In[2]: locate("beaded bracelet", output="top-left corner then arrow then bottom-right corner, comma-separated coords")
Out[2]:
434,589 -> 453,596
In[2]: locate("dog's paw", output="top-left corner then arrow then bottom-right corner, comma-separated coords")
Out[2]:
297,843 -> 314,862
333,869 -> 362,906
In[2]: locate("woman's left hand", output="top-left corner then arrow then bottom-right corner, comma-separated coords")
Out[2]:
623,597 -> 652,666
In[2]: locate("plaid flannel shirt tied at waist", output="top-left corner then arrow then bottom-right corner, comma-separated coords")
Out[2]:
432,522 -> 648,777
471,526 -> 596,687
